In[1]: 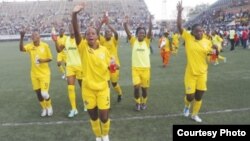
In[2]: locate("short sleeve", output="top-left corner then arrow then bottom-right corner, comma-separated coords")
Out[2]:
181,29 -> 190,41
129,36 -> 136,47
24,44 -> 31,52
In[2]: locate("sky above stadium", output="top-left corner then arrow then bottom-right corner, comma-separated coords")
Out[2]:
144,0 -> 218,20
0,0 -> 218,20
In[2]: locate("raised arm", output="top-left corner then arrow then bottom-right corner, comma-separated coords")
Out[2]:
97,16 -> 105,35
147,15 -> 153,39
107,22 -> 118,40
123,16 -> 132,40
19,30 -> 26,52
177,1 -> 184,34
72,3 -> 85,45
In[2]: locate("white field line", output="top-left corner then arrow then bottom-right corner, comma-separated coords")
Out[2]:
1,107 -> 250,127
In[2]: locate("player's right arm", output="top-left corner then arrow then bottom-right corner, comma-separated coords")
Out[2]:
72,3 -> 85,46
123,16 -> 132,40
19,30 -> 26,52
177,0 -> 184,35
107,22 -> 118,40
97,13 -> 106,35
147,15 -> 153,39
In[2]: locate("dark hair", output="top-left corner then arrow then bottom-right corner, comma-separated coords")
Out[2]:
135,27 -> 146,36
163,32 -> 169,37
85,26 -> 98,35
191,24 -> 201,32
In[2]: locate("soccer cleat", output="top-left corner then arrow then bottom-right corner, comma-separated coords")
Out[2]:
96,137 -> 102,141
183,107 -> 190,117
61,74 -> 66,80
117,95 -> 122,102
84,107 -> 87,112
102,135 -> 110,141
135,103 -> 141,111
68,109 -> 78,118
224,58 -> 227,63
191,115 -> 202,123
47,107 -> 53,116
140,104 -> 147,110
41,109 -> 47,117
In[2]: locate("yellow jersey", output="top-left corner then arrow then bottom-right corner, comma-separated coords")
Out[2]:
78,39 -> 111,90
172,33 -> 180,47
63,37 -> 82,66
57,35 -> 67,54
182,29 -> 212,75
160,37 -> 171,51
130,36 -> 151,68
212,35 -> 223,51
100,35 -> 120,65
24,41 -> 52,77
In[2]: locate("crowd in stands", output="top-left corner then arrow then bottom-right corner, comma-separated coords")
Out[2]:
186,0 -> 249,31
183,0 -> 250,49
0,0 -> 249,45
0,0 -> 151,35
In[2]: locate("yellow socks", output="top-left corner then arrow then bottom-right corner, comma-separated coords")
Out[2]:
141,97 -> 148,104
68,85 -> 76,110
134,98 -> 141,104
114,84 -> 122,96
135,97 -> 148,104
219,55 -> 225,60
101,119 -> 110,136
192,100 -> 202,116
58,65 -> 65,74
90,119 -> 102,137
45,98 -> 52,108
39,100 -> 46,109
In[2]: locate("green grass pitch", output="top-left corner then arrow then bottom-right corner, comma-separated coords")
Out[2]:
0,39 -> 250,141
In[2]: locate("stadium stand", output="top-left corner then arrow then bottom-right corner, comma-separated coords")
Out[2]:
0,0 -> 151,35
185,0 -> 250,32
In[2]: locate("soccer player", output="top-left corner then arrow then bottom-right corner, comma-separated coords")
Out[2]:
229,27 -> 235,51
97,14 -> 123,102
72,3 -> 113,141
123,15 -> 152,111
211,31 -> 226,65
56,28 -> 67,79
52,25 -> 85,118
172,31 -> 180,55
177,1 -> 218,123
19,30 -> 53,117
158,30 -> 172,68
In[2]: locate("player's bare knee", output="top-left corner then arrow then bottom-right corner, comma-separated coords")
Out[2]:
57,62 -> 61,66
100,116 -> 109,123
186,94 -> 195,102
111,82 -> 117,87
195,90 -> 204,100
37,93 -> 44,101
88,107 -> 99,120
134,85 -> 140,89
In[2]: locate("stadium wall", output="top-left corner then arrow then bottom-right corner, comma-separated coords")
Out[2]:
0,30 -> 160,41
